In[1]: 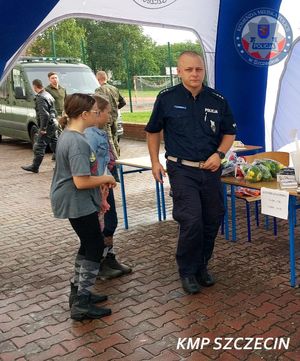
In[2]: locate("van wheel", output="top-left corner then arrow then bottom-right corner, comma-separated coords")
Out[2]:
0,134 -> 2,143
30,125 -> 38,145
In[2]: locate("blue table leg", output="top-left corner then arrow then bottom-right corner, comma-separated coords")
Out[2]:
288,196 -> 296,287
265,215 -> 270,230
255,201 -> 260,227
155,180 -> 162,221
223,183 -> 229,240
159,179 -> 166,220
273,217 -> 277,236
246,202 -> 251,242
231,185 -> 236,241
119,164 -> 128,229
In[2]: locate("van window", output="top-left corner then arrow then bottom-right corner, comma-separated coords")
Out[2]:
12,69 -> 26,96
24,66 -> 99,94
0,80 -> 7,98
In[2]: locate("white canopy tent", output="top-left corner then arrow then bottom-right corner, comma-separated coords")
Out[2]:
1,0 -> 300,150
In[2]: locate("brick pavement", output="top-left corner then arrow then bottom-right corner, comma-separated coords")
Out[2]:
0,137 -> 299,361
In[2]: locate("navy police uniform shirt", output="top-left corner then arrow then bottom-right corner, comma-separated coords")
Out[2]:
145,83 -> 237,161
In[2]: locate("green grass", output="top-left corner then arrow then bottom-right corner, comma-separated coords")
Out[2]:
122,111 -> 151,124
120,89 -> 164,97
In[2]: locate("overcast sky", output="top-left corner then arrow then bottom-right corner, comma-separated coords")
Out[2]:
142,26 -> 198,45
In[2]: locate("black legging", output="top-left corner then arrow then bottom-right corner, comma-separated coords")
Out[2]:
103,188 -> 118,237
69,212 -> 104,262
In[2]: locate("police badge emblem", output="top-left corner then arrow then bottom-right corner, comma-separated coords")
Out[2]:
210,120 -> 216,133
234,8 -> 293,67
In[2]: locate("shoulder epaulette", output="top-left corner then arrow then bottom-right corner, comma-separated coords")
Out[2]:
158,84 -> 178,97
206,86 -> 225,100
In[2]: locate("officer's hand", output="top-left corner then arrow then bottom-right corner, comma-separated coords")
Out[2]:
152,162 -> 166,183
202,153 -> 221,172
39,130 -> 47,136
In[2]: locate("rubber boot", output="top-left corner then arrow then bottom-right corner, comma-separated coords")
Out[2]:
69,282 -> 108,308
97,260 -> 123,280
70,294 -> 111,321
104,253 -> 132,275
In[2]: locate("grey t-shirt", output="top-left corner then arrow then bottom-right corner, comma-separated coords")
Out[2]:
50,129 -> 100,219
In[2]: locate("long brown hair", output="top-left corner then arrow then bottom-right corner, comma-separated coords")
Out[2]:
59,93 -> 95,129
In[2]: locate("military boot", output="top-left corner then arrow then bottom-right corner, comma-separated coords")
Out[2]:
21,165 -> 39,173
21,155 -> 43,173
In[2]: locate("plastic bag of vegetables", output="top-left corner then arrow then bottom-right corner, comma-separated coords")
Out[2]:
255,163 -> 273,181
253,159 -> 285,177
221,159 -> 235,176
243,164 -> 263,182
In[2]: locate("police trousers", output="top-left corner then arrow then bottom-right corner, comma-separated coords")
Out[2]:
167,160 -> 224,277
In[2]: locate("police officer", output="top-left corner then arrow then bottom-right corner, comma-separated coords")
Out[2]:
145,51 -> 236,294
21,79 -> 57,173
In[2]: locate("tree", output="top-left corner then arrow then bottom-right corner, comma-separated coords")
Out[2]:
153,41 -> 203,75
26,19 -> 86,58
78,20 -> 159,83
26,18 -> 203,83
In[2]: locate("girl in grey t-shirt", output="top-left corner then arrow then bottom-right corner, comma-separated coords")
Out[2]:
50,93 -> 116,321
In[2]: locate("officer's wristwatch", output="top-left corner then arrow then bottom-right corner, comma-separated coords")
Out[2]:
216,150 -> 225,159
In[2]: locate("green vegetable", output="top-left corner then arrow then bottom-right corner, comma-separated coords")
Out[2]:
253,159 -> 285,177
244,165 -> 263,182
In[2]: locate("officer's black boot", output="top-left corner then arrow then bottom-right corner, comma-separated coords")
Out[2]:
196,268 -> 215,287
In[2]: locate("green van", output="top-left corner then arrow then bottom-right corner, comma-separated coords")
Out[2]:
0,57 -> 100,144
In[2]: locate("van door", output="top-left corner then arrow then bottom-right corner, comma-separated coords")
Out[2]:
0,78 -> 10,141
4,68 -> 32,141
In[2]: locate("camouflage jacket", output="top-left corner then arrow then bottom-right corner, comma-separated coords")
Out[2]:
95,84 -> 126,158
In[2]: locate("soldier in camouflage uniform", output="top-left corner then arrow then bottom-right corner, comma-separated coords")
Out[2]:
45,72 -> 66,117
95,71 -> 126,159
45,72 -> 67,159
21,79 -> 57,173
94,71 -> 131,280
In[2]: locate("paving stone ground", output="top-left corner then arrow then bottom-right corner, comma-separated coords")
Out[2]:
0,137 -> 299,361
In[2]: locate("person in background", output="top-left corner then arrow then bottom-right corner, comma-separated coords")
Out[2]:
50,93 -> 116,321
46,72 -> 67,159
85,95 -> 132,280
45,72 -> 66,117
145,51 -> 236,294
95,70 -> 126,159
21,79 -> 57,173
